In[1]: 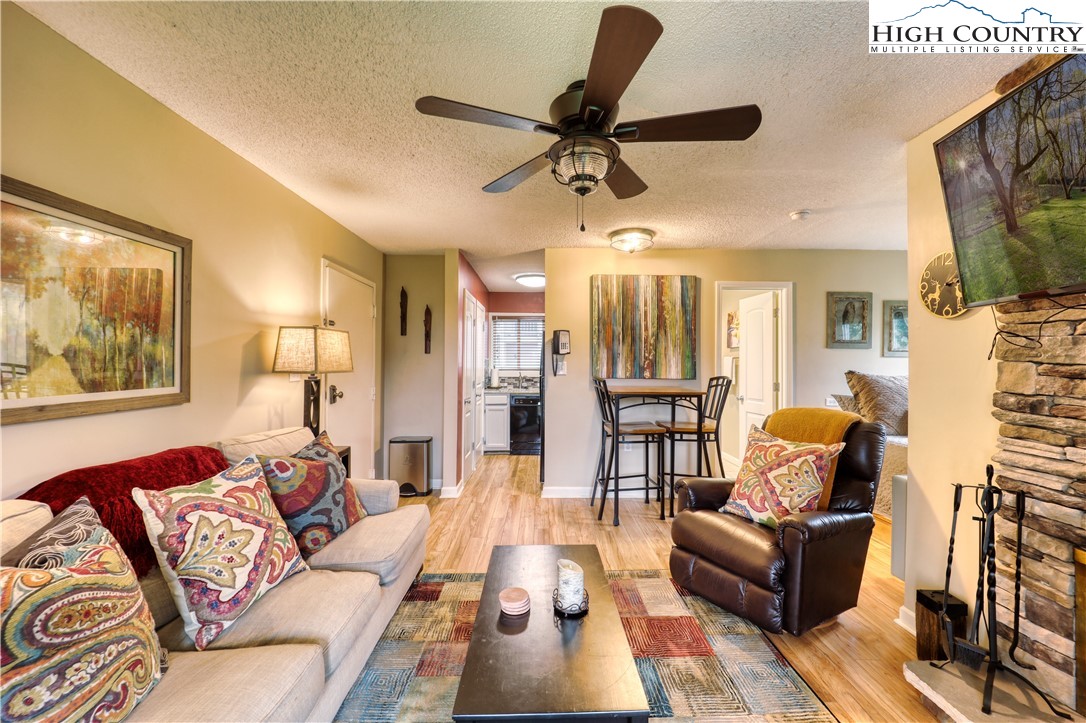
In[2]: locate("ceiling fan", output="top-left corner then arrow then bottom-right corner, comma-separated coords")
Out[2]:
415,5 -> 762,204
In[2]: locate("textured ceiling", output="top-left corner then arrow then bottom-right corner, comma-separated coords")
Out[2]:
19,1 -> 1026,291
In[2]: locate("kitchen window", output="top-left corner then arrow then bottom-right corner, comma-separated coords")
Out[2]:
491,315 -> 544,371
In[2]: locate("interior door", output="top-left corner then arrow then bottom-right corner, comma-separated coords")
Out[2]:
322,261 -> 376,477
473,305 -> 486,467
462,291 -> 477,479
737,291 -> 778,455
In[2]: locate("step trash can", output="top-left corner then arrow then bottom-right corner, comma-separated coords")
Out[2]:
389,436 -> 432,497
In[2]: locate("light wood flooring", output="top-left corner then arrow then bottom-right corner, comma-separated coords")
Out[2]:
402,454 -> 932,722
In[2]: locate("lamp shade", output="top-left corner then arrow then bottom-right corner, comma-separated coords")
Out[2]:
273,326 -> 353,374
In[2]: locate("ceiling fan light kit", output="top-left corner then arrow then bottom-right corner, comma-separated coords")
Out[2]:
549,136 -> 619,196
513,272 -> 546,288
609,228 -> 655,254
415,5 -> 761,229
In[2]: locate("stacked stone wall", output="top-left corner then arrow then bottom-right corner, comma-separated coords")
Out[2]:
991,292 -> 1085,709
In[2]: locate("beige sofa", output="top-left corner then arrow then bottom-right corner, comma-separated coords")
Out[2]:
1,427 -> 430,722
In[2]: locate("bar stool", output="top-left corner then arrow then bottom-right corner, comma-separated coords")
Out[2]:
590,378 -> 665,523
656,375 -> 732,514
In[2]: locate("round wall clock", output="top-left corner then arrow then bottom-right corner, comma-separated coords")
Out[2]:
920,251 -> 967,318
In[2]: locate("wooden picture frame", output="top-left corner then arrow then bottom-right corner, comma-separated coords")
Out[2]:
726,311 -> 739,349
883,300 -> 908,357
826,291 -> 872,349
1,176 -> 191,424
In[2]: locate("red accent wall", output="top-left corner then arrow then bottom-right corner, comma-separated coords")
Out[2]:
489,292 -> 545,314
456,253 -> 490,484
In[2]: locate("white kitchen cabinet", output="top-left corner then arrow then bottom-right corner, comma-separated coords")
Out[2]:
483,393 -> 510,452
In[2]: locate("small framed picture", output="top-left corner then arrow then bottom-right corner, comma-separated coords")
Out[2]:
826,292 -> 872,349
883,300 -> 908,357
726,311 -> 740,349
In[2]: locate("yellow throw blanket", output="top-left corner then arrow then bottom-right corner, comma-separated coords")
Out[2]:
765,407 -> 863,510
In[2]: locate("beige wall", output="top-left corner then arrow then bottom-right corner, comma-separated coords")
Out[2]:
382,256 -> 445,482
903,93 -> 1003,622
543,248 -> 908,495
1,5 -> 384,496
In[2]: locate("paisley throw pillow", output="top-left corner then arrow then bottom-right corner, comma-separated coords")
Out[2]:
723,426 -> 845,529
0,525 -> 163,722
132,455 -> 308,649
257,454 -> 366,556
1,496 -> 100,568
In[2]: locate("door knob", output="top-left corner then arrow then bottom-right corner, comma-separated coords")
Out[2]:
329,385 -> 345,404
737,395 -> 745,402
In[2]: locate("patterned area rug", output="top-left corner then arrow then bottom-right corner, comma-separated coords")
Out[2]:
335,570 -> 834,722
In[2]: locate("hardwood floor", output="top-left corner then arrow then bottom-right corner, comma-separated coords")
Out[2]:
402,454 -> 932,722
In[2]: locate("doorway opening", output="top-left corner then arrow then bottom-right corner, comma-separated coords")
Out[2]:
714,281 -> 794,476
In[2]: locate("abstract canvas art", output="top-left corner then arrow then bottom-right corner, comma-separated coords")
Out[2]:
590,274 -> 697,379
1,177 -> 190,424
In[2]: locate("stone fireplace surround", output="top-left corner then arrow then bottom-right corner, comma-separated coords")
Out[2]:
990,292 -> 1085,712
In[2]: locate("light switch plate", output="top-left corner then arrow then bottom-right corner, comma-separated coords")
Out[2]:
825,396 -> 839,408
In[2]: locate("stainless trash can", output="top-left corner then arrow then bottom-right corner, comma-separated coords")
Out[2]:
389,436 -> 432,497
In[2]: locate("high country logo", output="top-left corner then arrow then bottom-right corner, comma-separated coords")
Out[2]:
870,0 -> 1086,53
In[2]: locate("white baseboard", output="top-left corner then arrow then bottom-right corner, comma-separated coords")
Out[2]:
431,477 -> 443,490
541,486 -> 592,499
541,486 -> 664,500
719,452 -> 740,478
896,604 -> 916,635
440,479 -> 464,499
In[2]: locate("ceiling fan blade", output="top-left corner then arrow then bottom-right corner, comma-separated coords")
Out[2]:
615,105 -> 762,143
579,6 -> 663,124
483,153 -> 552,193
604,158 -> 648,199
416,96 -> 559,135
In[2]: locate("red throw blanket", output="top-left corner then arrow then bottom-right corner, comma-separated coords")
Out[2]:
19,446 -> 229,577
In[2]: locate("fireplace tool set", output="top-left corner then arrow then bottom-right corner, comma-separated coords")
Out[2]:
933,465 -> 1071,719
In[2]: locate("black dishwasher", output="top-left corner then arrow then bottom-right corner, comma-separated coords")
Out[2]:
509,395 -> 541,455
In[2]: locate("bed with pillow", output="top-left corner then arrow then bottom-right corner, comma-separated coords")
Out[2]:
833,370 -> 907,518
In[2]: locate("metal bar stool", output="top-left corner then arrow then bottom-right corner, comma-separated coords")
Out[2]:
590,378 -> 665,523
656,376 -> 732,515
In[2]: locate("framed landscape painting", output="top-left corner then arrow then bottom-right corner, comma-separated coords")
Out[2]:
1,176 -> 191,424
826,291 -> 872,349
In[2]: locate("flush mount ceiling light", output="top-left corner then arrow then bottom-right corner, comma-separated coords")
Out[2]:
609,228 -> 655,253
513,273 -> 546,288
789,209 -> 811,221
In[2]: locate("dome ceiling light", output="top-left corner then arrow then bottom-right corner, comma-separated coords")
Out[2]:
513,273 -> 546,288
609,228 -> 655,254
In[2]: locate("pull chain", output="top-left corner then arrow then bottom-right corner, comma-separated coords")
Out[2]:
578,194 -> 586,232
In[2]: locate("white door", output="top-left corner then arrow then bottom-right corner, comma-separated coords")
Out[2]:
737,291 -> 778,455
321,261 -> 377,477
473,306 -> 486,467
462,291 -> 477,479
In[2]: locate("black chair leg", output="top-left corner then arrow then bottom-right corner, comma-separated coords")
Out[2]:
643,439 -> 650,503
714,435 -> 725,479
597,438 -> 614,522
590,429 -> 606,507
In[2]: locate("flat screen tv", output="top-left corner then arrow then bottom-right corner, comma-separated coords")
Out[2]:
934,54 -> 1086,308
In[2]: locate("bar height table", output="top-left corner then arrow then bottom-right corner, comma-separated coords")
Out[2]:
605,384 -> 706,526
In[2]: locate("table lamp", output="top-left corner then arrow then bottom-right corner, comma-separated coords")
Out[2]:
273,325 -> 353,436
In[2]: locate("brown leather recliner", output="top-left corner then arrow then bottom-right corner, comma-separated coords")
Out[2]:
669,416 -> 886,636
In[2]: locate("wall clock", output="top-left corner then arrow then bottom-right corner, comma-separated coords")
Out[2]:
919,251 -> 967,318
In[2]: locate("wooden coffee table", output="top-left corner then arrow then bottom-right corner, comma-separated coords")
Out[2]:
452,544 -> 649,722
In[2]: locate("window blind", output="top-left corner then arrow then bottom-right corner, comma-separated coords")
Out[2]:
491,316 -> 544,371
